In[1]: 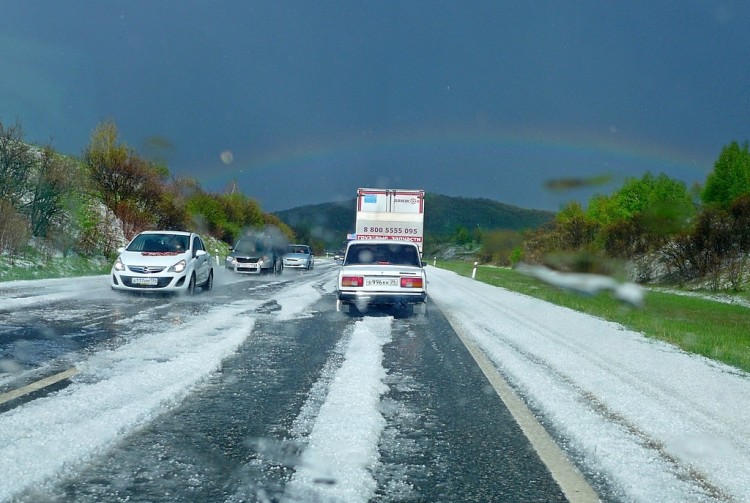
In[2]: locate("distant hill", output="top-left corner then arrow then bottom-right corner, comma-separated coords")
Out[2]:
273,193 -> 555,249
423,194 -> 554,235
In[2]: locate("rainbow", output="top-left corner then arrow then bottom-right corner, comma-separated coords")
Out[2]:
200,127 -> 715,211
226,128 -> 712,178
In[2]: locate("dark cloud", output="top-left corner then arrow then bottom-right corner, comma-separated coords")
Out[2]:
1,0 -> 749,211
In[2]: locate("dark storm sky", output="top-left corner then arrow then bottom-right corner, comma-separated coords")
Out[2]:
1,1 -> 749,212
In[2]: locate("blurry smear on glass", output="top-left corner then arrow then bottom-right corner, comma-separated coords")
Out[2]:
544,174 -> 613,192
515,252 -> 645,307
0,358 -> 23,373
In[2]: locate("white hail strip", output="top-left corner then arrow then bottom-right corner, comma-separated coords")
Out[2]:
0,302 -> 256,502
283,316 -> 393,503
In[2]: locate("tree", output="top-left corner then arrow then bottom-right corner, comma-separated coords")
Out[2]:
478,229 -> 522,265
74,196 -> 124,258
186,191 -> 232,240
454,226 -> 471,245
586,193 -> 616,227
82,120 -> 129,210
25,146 -> 77,238
263,213 -> 295,242
701,140 -> 750,209
0,119 -> 34,207
555,201 -> 598,250
154,189 -> 190,231
586,172 -> 694,255
611,172 -> 693,224
82,120 -> 167,237
219,191 -> 265,238
0,197 -> 28,257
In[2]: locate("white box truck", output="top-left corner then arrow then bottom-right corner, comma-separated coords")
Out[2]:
355,188 -> 425,253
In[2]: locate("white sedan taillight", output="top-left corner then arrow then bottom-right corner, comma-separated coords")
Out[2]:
401,277 -> 423,288
341,276 -> 364,287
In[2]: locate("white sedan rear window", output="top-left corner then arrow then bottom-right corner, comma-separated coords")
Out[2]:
345,244 -> 420,266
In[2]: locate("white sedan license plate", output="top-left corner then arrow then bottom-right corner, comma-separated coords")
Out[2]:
132,277 -> 158,285
365,277 -> 398,287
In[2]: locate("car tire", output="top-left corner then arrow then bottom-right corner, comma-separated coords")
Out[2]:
274,259 -> 283,275
202,270 -> 213,292
336,299 -> 357,315
187,273 -> 196,295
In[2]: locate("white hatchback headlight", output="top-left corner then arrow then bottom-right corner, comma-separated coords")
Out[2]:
114,257 -> 125,271
169,259 -> 187,273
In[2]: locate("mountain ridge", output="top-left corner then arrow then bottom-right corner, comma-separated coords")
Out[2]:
273,193 -> 555,249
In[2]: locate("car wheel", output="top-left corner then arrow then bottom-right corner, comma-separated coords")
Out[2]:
275,260 -> 283,275
413,302 -> 428,319
202,270 -> 214,292
187,273 -> 196,295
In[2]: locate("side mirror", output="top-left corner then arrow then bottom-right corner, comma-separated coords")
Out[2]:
195,249 -> 207,258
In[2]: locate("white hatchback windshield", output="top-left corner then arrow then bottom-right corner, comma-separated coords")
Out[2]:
126,234 -> 189,253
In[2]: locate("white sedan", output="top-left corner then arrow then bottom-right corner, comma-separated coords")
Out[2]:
336,239 -> 427,315
111,230 -> 214,294
283,244 -> 314,270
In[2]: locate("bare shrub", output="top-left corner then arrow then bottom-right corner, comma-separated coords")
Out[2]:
0,198 -> 29,260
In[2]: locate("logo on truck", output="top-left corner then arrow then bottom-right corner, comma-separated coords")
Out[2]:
394,197 -> 417,204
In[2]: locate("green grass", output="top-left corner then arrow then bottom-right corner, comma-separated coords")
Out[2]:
436,260 -> 750,374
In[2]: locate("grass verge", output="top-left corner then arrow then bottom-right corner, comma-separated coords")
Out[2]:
0,255 -> 111,282
436,260 -> 750,374
0,237 -> 230,283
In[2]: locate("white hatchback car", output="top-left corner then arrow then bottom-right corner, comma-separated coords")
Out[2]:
336,239 -> 427,315
111,230 -> 214,294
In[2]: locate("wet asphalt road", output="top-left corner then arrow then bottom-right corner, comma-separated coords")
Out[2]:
0,264 -> 569,502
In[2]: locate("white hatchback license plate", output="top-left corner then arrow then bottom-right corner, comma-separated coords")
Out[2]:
365,278 -> 398,287
132,277 -> 158,285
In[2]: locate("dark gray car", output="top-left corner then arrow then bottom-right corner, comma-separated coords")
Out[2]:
225,235 -> 283,275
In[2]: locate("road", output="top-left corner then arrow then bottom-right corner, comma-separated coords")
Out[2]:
0,261 -> 572,502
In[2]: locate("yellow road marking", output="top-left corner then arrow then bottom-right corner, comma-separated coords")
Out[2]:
436,306 -> 602,503
0,368 -> 79,405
